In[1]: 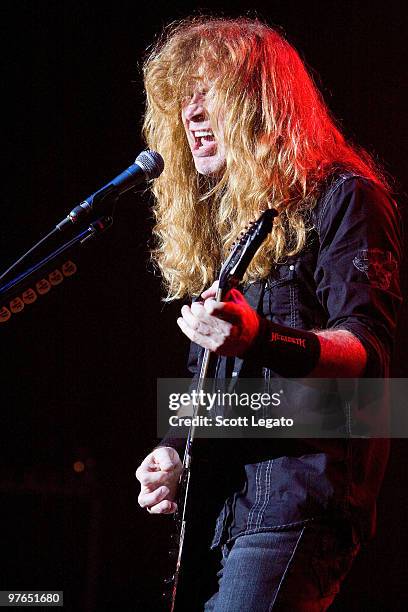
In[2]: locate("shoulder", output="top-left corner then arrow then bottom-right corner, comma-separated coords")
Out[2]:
312,173 -> 400,248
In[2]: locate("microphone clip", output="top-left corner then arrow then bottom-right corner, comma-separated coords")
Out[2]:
56,184 -> 118,231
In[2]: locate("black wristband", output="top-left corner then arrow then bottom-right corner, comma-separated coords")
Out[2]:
241,317 -> 321,377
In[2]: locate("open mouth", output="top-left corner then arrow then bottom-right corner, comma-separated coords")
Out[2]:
192,129 -> 216,149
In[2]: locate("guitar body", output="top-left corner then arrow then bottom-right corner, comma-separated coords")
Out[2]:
164,457 -> 224,611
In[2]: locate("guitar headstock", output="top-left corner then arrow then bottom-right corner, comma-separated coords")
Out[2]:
218,208 -> 277,292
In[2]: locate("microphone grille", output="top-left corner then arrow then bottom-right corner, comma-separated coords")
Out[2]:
135,150 -> 164,179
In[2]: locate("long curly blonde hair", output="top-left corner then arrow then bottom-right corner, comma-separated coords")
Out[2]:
143,17 -> 386,299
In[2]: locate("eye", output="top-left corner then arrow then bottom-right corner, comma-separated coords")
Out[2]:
181,88 -> 208,106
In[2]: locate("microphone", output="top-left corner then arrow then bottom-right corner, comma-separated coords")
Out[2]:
56,150 -> 164,230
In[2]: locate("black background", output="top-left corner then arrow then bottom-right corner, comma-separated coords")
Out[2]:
1,1 -> 407,610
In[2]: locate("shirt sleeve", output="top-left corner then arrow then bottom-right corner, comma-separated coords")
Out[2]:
156,341 -> 202,453
314,176 -> 402,376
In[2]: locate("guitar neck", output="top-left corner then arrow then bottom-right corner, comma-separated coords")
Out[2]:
167,210 -> 277,611
197,285 -> 226,382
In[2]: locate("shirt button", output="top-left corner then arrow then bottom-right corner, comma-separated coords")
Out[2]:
289,264 -> 295,270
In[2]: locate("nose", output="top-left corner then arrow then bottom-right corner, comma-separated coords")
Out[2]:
183,92 -> 207,122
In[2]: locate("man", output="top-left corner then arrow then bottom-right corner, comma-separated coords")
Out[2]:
136,17 -> 401,610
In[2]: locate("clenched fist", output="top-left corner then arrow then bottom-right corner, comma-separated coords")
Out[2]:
136,446 -> 182,514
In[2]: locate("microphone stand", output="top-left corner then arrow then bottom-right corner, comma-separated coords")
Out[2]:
0,214 -> 114,323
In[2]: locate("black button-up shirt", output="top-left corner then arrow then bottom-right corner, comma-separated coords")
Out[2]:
165,173 -> 402,545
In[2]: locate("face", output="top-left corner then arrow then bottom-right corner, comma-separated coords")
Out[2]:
181,87 -> 225,176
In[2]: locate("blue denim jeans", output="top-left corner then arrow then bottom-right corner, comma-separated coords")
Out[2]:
203,521 -> 360,611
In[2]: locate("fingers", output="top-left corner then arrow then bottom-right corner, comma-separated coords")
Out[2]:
136,453 -> 159,477
136,448 -> 181,515
154,446 -> 181,472
139,485 -> 177,514
135,447 -> 182,491
181,302 -> 234,329
147,500 -> 177,514
177,301 -> 233,347
177,287 -> 260,356
180,303 -> 213,334
137,468 -> 176,489
138,485 -> 171,509
177,315 -> 219,350
201,280 -> 219,300
136,447 -> 180,477
201,285 -> 246,307
203,299 -> 243,324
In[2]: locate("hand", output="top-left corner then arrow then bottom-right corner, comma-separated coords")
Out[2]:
177,282 -> 260,356
136,446 -> 182,515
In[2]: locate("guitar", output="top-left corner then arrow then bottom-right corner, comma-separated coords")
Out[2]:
165,207 -> 277,611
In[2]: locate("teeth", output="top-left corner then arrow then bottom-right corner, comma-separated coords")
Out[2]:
194,130 -> 214,137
